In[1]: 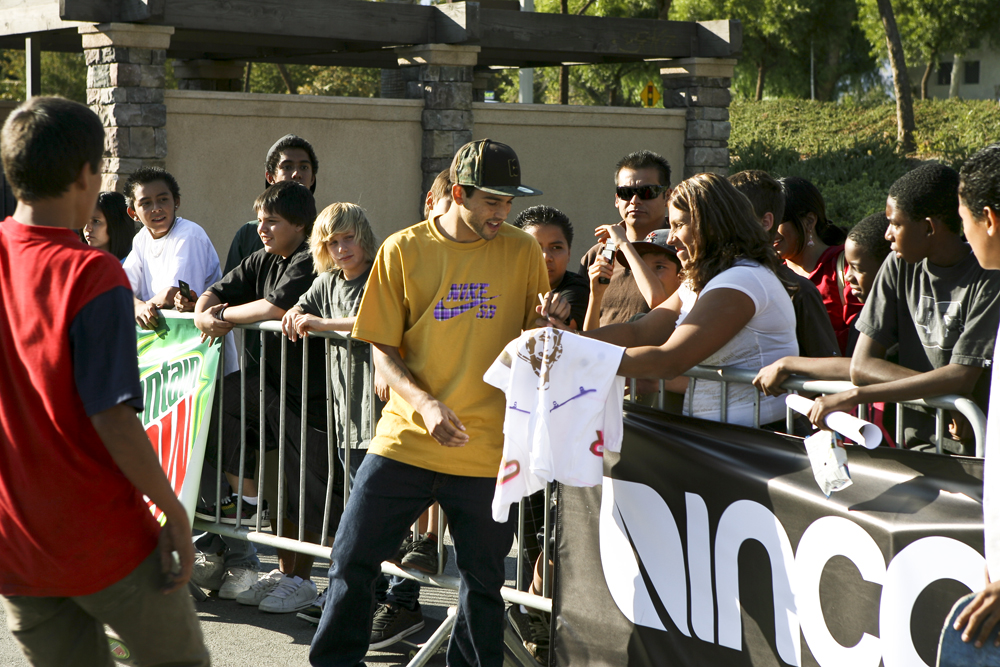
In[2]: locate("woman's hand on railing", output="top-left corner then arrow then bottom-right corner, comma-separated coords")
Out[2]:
752,360 -> 791,396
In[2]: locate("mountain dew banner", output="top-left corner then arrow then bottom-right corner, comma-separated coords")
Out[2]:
136,313 -> 220,524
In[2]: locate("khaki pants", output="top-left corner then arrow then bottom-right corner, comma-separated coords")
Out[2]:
2,550 -> 209,667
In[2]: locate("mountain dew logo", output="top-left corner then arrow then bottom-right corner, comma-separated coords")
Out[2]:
140,356 -> 203,427
136,316 -> 220,526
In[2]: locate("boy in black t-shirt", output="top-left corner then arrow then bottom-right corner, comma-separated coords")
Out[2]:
194,181 -> 339,614
806,164 -> 1000,452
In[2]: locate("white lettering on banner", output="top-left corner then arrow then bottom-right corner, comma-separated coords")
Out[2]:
599,478 -> 690,634
879,537 -> 983,667
686,492 -> 715,642
715,499 -> 801,665
795,516 -> 884,667
599,477 -> 986,667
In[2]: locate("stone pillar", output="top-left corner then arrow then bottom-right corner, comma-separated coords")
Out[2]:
172,60 -> 246,92
660,58 -> 737,179
79,23 -> 174,193
396,44 -> 480,196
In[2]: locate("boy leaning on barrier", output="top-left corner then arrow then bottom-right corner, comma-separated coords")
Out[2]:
0,97 -> 209,666
806,164 -> 1000,453
950,143 -> 1000,654
193,180 -> 339,614
309,139 -> 550,666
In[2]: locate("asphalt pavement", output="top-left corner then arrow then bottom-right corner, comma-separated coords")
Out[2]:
0,537 -> 522,667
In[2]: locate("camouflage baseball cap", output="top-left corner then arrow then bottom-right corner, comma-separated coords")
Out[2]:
453,139 -> 542,198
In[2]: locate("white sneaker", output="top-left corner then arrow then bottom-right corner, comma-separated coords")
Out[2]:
219,567 -> 258,600
190,552 -> 224,591
259,576 -> 318,614
235,569 -> 284,606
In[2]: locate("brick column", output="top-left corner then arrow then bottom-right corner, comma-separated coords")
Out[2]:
660,58 -> 737,179
79,23 -> 174,193
172,60 -> 246,91
396,45 -> 480,196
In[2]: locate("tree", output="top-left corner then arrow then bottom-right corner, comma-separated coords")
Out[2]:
0,49 -> 86,102
874,0 -> 915,152
671,0 -> 807,101
859,0 -> 1000,99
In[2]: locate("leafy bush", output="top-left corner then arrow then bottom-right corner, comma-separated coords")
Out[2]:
729,98 -> 1000,227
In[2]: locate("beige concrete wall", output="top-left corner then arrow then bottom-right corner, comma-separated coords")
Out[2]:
474,102 -> 686,265
164,90 -> 424,262
163,91 -> 687,268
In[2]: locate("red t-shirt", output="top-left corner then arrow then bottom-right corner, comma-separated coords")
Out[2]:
808,244 -> 864,355
0,219 -> 159,597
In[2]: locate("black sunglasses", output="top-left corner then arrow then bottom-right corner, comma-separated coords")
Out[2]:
616,185 -> 669,201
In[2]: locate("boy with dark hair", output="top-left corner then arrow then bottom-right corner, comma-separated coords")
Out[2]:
952,144 -> 1000,655
226,134 -> 319,273
194,180 -> 339,614
123,166 -> 224,332
578,149 -> 671,326
423,168 -> 452,220
0,96 -> 208,666
729,169 -> 841,358
515,204 -> 590,330
807,163 -> 1000,452
754,213 -> 893,391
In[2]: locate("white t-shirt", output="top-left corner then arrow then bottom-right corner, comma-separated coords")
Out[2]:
124,216 -> 236,373
676,260 -> 798,426
484,328 -> 626,522
124,216 -> 221,302
984,320 -> 1000,581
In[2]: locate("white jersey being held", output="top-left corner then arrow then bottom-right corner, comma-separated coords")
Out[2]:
484,328 -> 625,523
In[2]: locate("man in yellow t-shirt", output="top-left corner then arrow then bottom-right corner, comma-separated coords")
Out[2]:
309,139 -> 550,666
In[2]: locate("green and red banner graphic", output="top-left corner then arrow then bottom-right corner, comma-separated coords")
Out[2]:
136,313 -> 220,524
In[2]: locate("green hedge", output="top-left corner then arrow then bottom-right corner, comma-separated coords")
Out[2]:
728,99 -> 1000,228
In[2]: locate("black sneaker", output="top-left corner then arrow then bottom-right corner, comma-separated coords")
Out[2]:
296,588 -> 326,625
507,605 -> 550,665
369,602 -> 424,650
386,534 -> 415,566
401,534 -> 448,574
194,496 -> 270,528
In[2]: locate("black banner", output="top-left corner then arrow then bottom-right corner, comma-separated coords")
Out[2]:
553,405 -> 986,667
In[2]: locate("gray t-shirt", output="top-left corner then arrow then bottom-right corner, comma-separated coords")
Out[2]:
857,247 -> 1000,438
297,268 -> 383,448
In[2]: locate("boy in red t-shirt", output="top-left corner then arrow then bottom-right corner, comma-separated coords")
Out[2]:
0,97 -> 208,666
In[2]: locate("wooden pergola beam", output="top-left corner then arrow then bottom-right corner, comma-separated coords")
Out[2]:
0,0 -> 739,69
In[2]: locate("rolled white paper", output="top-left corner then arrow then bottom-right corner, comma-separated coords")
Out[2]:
785,394 -> 883,449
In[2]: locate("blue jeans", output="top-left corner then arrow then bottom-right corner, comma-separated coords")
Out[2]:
340,448 -> 419,610
309,454 -> 515,667
194,532 -> 260,571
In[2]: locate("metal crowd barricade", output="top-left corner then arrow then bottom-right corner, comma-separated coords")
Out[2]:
192,321 -> 552,666
643,365 -> 987,457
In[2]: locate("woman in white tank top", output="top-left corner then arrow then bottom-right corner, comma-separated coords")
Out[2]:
570,172 -> 798,427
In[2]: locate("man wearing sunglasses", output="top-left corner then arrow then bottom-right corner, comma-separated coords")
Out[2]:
578,150 -> 672,326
